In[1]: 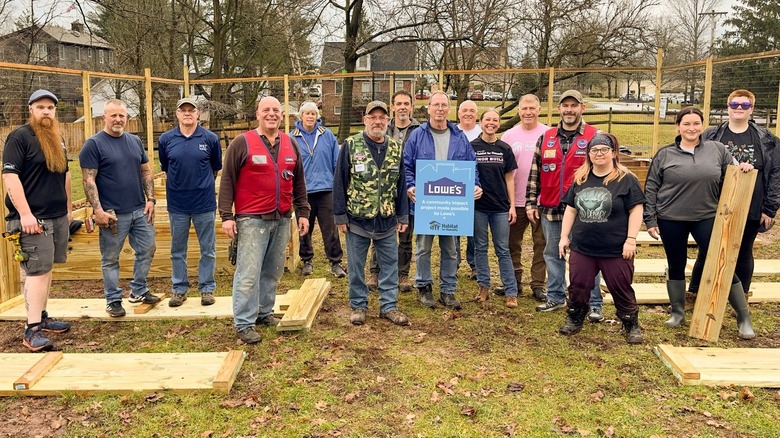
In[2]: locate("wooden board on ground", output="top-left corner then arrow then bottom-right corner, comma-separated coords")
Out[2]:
601,282 -> 780,304
689,167 -> 756,342
632,259 -> 694,277
0,293 -> 295,321
634,231 -> 764,247
655,344 -> 780,387
278,278 -> 331,332
0,351 -> 246,396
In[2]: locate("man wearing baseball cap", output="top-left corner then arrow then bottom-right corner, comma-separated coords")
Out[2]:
526,89 -> 605,321
3,89 -> 72,351
158,96 -> 222,308
333,100 -> 410,326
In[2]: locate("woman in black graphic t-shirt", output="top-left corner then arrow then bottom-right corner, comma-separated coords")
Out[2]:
557,133 -> 646,343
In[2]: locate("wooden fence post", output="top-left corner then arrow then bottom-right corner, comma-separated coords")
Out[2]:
144,68 -> 154,170
652,48 -> 663,155
0,176 -> 22,305
702,57 -> 713,129
689,167 -> 757,342
546,67 -> 554,127
81,71 -> 92,142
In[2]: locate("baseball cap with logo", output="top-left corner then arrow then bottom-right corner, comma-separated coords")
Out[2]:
365,100 -> 389,115
28,89 -> 58,105
558,90 -> 584,104
176,97 -> 199,110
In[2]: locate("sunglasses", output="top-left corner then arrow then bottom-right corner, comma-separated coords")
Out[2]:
728,101 -> 753,110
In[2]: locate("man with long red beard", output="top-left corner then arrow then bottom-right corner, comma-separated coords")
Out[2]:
2,89 -> 72,352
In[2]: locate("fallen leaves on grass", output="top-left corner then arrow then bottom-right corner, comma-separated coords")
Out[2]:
315,400 -> 328,411
460,406 -> 476,417
718,390 -> 737,401
506,381 -> 525,392
404,413 -> 416,427
145,392 -> 164,403
200,431 -> 213,438
436,381 -> 455,396
740,387 -> 755,402
504,422 -> 518,436
413,332 -> 427,343
589,390 -> 604,402
344,391 -> 360,403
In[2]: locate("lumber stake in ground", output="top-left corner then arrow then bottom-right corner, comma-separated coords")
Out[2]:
689,166 -> 756,342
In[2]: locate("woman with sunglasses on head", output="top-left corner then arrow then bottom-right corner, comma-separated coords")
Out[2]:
644,107 -> 756,339
687,90 -> 780,318
557,132 -> 645,343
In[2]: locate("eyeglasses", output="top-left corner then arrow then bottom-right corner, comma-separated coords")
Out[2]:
177,108 -> 198,114
365,115 -> 388,122
728,101 -> 752,110
430,103 -> 449,109
588,147 -> 613,155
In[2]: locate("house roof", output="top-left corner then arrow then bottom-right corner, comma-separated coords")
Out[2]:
321,41 -> 417,74
41,25 -> 112,49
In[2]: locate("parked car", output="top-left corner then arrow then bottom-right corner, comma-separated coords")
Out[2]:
415,90 -> 431,99
484,91 -> 501,100
640,93 -> 653,102
469,90 -> 484,101
307,85 -> 321,98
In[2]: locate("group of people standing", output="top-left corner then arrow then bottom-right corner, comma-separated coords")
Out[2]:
3,85 -> 774,350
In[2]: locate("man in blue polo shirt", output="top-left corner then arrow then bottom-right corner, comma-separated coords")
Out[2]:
158,97 -> 222,307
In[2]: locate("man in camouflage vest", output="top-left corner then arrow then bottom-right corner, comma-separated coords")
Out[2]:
333,101 -> 410,326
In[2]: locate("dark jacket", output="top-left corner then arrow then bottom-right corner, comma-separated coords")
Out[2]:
702,121 -> 780,218
387,117 -> 421,147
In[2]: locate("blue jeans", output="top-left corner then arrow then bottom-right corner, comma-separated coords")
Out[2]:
169,211 -> 217,295
415,234 -> 458,295
232,217 -> 290,331
540,217 -> 603,308
99,208 -> 156,303
455,236 -> 476,269
346,231 -> 398,313
474,211 -> 517,296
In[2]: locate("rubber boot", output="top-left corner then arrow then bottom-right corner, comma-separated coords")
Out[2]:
620,311 -> 644,344
559,304 -> 588,336
665,279 -> 686,327
728,282 -> 755,340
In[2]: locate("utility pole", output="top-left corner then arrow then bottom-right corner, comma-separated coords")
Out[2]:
699,9 -> 727,56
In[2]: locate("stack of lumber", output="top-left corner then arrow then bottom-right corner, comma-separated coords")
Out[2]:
0,350 -> 245,396
655,345 -> 780,387
277,278 -> 331,332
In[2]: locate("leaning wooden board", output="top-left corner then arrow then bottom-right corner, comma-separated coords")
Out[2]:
0,351 -> 246,396
655,344 -> 780,387
278,278 -> 331,332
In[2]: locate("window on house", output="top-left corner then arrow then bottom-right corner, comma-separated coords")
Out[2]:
58,45 -> 65,60
97,50 -> 105,64
32,43 -> 48,61
334,106 -> 341,115
74,46 -> 81,61
395,81 -> 404,92
356,54 -> 371,71
335,81 -> 343,95
361,82 -> 371,93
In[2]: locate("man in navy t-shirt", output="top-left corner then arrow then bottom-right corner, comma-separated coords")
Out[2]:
158,97 -> 222,307
80,99 -> 159,317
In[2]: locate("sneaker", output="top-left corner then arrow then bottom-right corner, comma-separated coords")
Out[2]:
302,260 -> 313,276
532,287 -> 547,302
40,310 -> 71,333
506,296 -> 518,308
331,263 -> 347,278
399,275 -> 412,293
366,273 -> 378,291
201,293 -> 215,306
350,309 -> 367,325
588,307 -> 605,323
417,284 -> 437,308
106,301 -> 126,317
439,293 -> 462,310
129,293 -> 161,305
256,315 -> 280,327
536,300 -> 565,312
23,325 -> 53,352
493,285 -> 506,296
169,294 -> 187,307
380,309 -> 410,326
237,327 -> 262,344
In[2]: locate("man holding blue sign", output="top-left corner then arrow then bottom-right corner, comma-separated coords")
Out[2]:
404,91 -> 482,310
334,101 -> 410,327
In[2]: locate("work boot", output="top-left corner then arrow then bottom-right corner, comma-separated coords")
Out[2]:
380,309 -> 410,326
330,263 -> 347,278
256,315 -> 281,327
620,312 -> 644,344
302,260 -> 313,276
665,279 -> 687,327
493,285 -> 506,296
237,327 -> 262,344
398,275 -> 412,292
476,285 -> 490,303
366,272 -> 379,291
417,284 -> 437,308
201,293 -> 215,306
559,305 -> 588,336
40,310 -> 71,333
505,296 -> 518,308
439,293 -> 462,310
350,309 -> 367,326
728,282 -> 756,340
169,293 -> 187,307
588,307 -> 605,323
532,287 -> 547,302
23,324 -> 53,352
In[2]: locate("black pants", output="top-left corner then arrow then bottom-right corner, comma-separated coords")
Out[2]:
568,250 -> 637,316
658,217 -> 738,285
369,215 -> 414,276
299,191 -> 343,264
688,218 -> 761,292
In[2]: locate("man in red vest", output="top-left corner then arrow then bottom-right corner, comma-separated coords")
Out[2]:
218,96 -> 310,344
526,90 -> 604,321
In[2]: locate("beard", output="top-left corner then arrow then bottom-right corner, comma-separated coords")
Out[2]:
29,115 -> 67,173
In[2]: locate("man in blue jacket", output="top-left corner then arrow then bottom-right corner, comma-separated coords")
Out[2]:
403,91 -> 482,310
290,102 -> 346,278
158,97 -> 222,307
